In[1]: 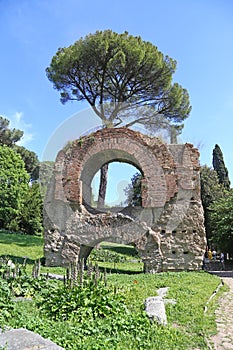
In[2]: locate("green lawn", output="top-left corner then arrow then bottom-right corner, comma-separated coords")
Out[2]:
0,231 -> 43,261
0,232 -> 143,274
0,231 -> 226,349
0,231 -> 66,275
90,241 -> 144,273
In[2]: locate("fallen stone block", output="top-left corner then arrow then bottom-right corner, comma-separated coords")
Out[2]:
145,296 -> 167,325
0,328 -> 64,350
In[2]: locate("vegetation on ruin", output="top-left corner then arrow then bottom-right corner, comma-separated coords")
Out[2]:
0,231 -> 227,349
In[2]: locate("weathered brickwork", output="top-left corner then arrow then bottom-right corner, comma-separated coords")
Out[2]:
43,127 -> 206,272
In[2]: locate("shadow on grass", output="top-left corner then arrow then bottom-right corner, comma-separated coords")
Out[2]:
0,232 -> 43,247
101,244 -> 139,257
0,254 -> 44,266
98,265 -> 143,275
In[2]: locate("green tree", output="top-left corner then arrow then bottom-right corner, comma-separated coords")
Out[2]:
14,146 -> 39,180
46,30 -> 191,206
18,183 -> 43,235
213,144 -> 231,190
124,172 -> 142,206
0,116 -> 23,146
200,165 -> 225,242
209,190 -> 233,256
0,116 -> 39,179
0,145 -> 29,230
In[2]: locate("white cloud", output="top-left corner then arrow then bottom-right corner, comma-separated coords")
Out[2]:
8,111 -> 34,147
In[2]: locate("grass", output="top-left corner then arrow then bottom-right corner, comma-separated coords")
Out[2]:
100,241 -> 140,258
0,231 -> 43,258
0,231 -> 227,349
0,230 -> 65,275
94,261 -> 143,273
90,241 -> 144,273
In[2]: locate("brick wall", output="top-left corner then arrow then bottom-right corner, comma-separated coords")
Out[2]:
44,127 -> 206,272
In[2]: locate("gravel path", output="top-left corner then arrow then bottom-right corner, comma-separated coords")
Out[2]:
209,272 -> 233,350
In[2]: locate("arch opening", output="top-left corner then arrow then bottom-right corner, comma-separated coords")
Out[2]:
88,240 -> 143,274
80,148 -> 144,212
90,161 -> 143,211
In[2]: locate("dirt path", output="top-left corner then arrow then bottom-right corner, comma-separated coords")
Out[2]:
209,272 -> 233,350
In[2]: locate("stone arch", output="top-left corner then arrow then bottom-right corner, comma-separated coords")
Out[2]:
56,128 -> 178,209
44,127 -> 207,272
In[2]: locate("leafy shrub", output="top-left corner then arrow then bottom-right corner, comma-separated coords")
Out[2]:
37,281 -> 127,321
90,249 -> 126,263
0,145 -> 29,231
0,278 -> 15,321
18,183 -> 43,236
0,257 -> 59,301
9,274 -> 54,298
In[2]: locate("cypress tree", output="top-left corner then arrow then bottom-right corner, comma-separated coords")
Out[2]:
212,144 -> 231,190
200,165 -> 225,242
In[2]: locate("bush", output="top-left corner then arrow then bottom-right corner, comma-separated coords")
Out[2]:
90,249 -> 127,263
0,278 -> 15,321
37,281 -> 127,321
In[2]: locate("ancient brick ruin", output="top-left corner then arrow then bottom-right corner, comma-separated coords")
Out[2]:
43,127 -> 207,272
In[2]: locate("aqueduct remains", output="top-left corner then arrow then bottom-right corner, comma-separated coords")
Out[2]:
43,127 -> 206,273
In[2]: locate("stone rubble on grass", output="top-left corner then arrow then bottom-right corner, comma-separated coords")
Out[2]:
145,296 -> 167,325
157,287 -> 177,305
157,287 -> 169,298
145,287 -> 176,325
0,328 -> 64,350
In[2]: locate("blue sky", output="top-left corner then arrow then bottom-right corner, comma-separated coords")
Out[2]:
1,0 -> 233,204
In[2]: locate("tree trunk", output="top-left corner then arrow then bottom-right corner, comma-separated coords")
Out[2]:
97,163 -> 109,208
170,125 -> 177,144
